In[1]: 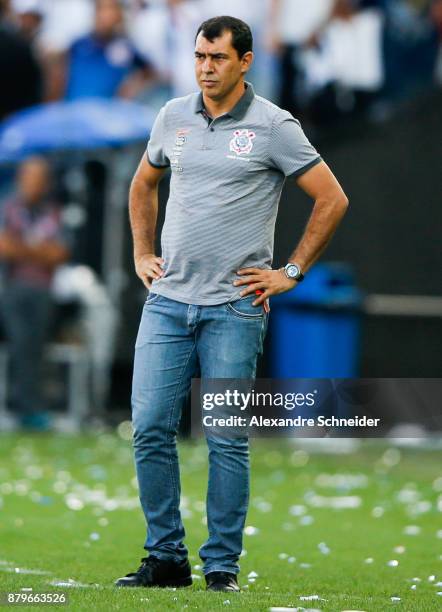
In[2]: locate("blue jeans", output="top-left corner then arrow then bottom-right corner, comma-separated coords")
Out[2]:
0,282 -> 53,415
131,293 -> 268,575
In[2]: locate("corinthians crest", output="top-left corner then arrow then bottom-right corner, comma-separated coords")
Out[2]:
229,129 -> 256,156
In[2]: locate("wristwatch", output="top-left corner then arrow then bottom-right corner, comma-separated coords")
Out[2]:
283,263 -> 304,282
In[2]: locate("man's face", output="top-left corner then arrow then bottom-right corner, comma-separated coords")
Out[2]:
95,0 -> 123,38
195,30 -> 252,101
17,12 -> 43,39
18,159 -> 50,205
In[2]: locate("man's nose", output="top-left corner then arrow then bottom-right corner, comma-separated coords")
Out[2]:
202,57 -> 214,73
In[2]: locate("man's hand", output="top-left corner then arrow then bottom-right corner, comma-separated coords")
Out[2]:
233,267 -> 296,306
135,254 -> 164,289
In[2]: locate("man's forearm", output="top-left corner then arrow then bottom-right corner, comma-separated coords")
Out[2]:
129,175 -> 158,262
0,233 -> 68,267
289,194 -> 348,273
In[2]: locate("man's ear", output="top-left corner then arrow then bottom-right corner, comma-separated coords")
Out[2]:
241,51 -> 254,73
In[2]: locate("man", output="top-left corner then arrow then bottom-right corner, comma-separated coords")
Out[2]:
12,0 -> 45,45
115,16 -> 348,592
0,157 -> 69,429
266,0 -> 333,116
47,0 -> 155,101
0,0 -> 42,121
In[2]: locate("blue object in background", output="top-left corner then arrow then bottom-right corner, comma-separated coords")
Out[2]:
269,263 -> 362,378
65,35 -> 148,101
0,98 -> 155,162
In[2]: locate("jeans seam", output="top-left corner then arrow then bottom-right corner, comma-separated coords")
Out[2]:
226,303 -> 264,319
259,312 -> 268,354
167,341 -> 196,532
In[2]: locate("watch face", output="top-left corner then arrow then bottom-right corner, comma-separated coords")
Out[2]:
287,264 -> 300,279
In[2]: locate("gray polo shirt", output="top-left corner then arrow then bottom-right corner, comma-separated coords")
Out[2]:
147,82 -> 321,305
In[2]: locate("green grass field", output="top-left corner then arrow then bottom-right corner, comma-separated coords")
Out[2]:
0,433 -> 441,611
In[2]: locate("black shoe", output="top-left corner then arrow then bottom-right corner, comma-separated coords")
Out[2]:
115,556 -> 192,588
205,571 -> 240,592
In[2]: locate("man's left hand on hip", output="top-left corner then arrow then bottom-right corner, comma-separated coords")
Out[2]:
233,267 -> 296,306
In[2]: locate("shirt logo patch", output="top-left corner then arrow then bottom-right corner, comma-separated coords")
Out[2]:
172,129 -> 190,173
229,129 -> 256,156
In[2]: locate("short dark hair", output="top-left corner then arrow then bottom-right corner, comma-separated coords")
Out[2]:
196,16 -> 253,59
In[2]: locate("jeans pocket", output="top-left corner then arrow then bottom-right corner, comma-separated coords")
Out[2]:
226,295 -> 264,319
145,292 -> 160,305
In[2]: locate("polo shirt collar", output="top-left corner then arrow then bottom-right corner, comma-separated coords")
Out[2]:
194,82 -> 255,120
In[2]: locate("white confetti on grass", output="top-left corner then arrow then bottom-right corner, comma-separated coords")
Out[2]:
390,597 -> 401,602
403,525 -> 421,536
433,477 -> 442,491
372,506 -> 384,518
63,487 -> 140,513
253,499 -> 273,513
314,472 -> 369,489
248,571 -> 258,578
397,488 -> 419,504
364,558 -> 374,564
305,494 -> 362,509
269,608 -> 306,611
289,505 -> 307,516
388,560 -> 399,567
49,579 -> 95,588
299,595 -> 327,601
318,542 -> 330,555
0,567 -> 52,575
393,545 -> 406,554
244,526 -> 260,536
65,496 -> 84,511
382,448 -> 401,467
193,500 -> 205,512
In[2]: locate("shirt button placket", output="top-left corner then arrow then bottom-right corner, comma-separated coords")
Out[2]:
202,120 -> 217,150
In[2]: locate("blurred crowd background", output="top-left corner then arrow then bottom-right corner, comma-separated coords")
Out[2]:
0,0 -> 441,431
1,0 -> 442,123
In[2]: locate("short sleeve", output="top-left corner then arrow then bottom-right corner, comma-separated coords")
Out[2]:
146,106 -> 170,169
269,111 -> 322,178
